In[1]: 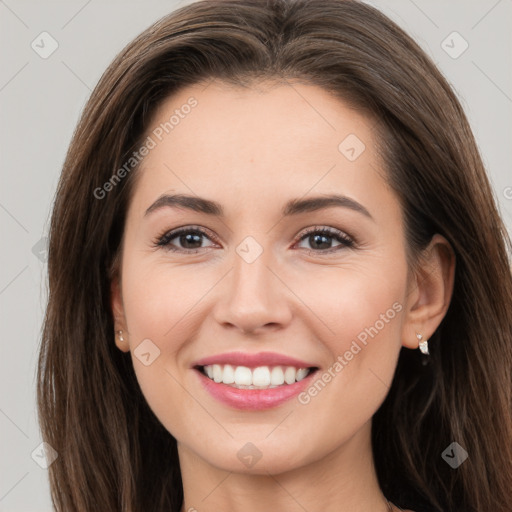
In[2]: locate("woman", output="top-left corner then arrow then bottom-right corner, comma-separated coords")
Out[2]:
37,1 -> 512,511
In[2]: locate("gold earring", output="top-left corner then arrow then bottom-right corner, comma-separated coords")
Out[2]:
416,333 -> 429,355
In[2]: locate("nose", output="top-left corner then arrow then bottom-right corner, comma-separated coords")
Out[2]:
212,246 -> 293,335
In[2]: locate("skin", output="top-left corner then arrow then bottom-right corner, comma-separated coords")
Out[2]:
111,79 -> 455,512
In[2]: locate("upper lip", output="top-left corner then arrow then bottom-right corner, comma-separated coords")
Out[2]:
192,351 -> 319,369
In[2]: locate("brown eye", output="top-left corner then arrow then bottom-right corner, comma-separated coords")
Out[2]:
295,227 -> 354,253
155,227 -> 216,253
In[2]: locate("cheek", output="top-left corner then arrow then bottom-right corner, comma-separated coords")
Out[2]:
119,258 -> 181,369
292,267 -> 405,432
120,258 -> 222,430
290,260 -> 405,352
122,257 -> 214,343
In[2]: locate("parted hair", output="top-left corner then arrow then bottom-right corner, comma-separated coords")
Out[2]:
37,1 -> 512,510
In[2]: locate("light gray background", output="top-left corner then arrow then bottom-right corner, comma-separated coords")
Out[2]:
1,1 -> 511,510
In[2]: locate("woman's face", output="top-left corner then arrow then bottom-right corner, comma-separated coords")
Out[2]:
113,79 -> 416,473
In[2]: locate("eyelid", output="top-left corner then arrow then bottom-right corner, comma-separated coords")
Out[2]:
293,225 -> 355,253
153,224 -> 356,254
153,225 -> 220,251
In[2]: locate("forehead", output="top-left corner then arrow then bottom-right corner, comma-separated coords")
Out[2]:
143,79 -> 374,161
130,79 -> 391,220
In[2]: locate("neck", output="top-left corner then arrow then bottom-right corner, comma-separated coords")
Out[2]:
178,421 -> 391,512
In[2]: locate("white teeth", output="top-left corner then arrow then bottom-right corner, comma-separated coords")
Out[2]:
202,364 -> 312,388
296,368 -> 309,381
234,366 -> 252,386
284,366 -> 296,385
270,366 -> 284,386
252,366 -> 270,387
222,364 -> 235,384
213,364 -> 223,383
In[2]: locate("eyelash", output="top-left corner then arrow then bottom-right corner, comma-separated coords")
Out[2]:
153,225 -> 355,255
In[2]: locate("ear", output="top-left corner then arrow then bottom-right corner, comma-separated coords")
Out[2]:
111,276 -> 130,353
401,234 -> 456,349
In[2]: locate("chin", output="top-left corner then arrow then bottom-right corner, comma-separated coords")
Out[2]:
180,432 -> 320,476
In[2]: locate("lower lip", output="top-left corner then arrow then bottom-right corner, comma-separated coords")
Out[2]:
195,369 -> 316,410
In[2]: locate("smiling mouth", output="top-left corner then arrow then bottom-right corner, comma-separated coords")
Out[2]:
195,364 -> 319,390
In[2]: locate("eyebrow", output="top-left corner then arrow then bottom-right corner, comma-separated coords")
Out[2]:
144,193 -> 373,220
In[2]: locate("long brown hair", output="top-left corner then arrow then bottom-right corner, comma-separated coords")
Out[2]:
37,1 -> 512,510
